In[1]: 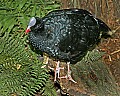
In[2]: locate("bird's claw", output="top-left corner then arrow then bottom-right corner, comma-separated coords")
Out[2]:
48,66 -> 54,70
59,74 -> 77,83
67,74 -> 77,83
54,61 -> 64,82
59,71 -> 77,83
54,67 -> 64,81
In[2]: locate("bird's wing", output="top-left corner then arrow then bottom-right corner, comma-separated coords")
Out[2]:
57,9 -> 101,63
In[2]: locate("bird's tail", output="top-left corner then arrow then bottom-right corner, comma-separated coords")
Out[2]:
97,18 -> 112,38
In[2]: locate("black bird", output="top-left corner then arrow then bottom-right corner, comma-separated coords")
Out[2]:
25,9 -> 111,83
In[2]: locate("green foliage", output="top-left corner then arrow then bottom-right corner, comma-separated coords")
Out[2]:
42,80 -> 57,96
0,0 -> 60,95
0,0 -> 60,35
0,32 -> 47,96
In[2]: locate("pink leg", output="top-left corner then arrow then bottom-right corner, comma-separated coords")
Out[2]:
60,62 -> 77,83
54,61 -> 64,81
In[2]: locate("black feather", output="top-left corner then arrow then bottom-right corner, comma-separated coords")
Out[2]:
28,9 -> 111,64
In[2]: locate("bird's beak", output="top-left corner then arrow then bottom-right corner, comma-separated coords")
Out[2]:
25,26 -> 31,34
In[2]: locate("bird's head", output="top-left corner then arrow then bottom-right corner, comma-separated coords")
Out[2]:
25,17 -> 36,34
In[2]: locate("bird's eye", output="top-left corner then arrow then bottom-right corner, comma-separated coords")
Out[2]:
28,17 -> 36,27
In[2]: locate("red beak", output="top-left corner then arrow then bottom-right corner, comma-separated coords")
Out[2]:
25,29 -> 31,34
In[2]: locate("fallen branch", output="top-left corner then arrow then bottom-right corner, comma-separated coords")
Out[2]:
111,49 -> 120,55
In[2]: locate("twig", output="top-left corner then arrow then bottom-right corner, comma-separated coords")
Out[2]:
94,0 -> 97,17
115,26 -> 120,31
117,54 -> 119,59
108,55 -> 112,61
111,49 -> 120,55
108,26 -> 120,36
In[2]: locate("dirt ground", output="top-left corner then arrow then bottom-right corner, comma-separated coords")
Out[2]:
99,27 -> 120,85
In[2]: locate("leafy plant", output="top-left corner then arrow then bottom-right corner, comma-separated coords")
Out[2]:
0,0 -> 60,35
0,0 -> 60,96
0,32 -> 47,96
42,80 -> 57,96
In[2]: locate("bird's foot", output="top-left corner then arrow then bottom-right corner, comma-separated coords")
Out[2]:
48,66 -> 54,70
59,62 -> 77,83
59,71 -> 77,83
67,74 -> 77,83
54,61 -> 64,82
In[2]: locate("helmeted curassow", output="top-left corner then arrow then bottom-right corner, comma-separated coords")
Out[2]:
26,9 -> 111,83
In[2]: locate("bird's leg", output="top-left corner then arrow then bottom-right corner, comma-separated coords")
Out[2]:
43,55 -> 49,64
67,62 -> 77,83
54,61 -> 64,82
41,55 -> 49,68
60,62 -> 77,83
43,55 -> 55,70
